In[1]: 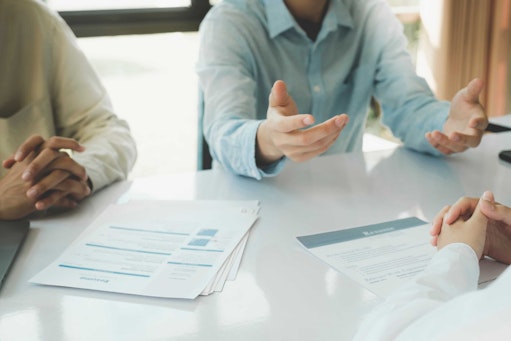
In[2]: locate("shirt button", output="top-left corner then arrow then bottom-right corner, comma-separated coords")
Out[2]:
313,85 -> 321,93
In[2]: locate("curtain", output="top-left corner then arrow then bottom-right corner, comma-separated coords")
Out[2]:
417,0 -> 511,116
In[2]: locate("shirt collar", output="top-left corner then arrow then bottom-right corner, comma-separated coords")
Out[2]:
265,0 -> 354,40
264,0 -> 296,39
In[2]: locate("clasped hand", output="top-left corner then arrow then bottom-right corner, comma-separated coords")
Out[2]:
431,191 -> 511,265
0,135 -> 91,220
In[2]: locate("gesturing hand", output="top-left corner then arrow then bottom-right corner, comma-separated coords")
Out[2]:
425,78 -> 488,155
2,135 -> 92,212
256,80 -> 349,166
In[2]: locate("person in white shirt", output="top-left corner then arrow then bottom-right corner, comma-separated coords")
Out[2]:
0,0 -> 137,220
354,191 -> 511,340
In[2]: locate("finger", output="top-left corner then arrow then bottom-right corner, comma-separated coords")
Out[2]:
267,80 -> 311,132
449,130 -> 484,148
286,129 -> 342,162
34,178 -> 91,211
35,178 -> 91,210
425,132 -> 455,155
26,169 -> 70,200
444,196 -> 479,225
431,205 -> 451,236
468,193 -> 490,226
271,114 -> 316,133
2,157 -> 15,169
43,136 -> 85,153
45,156 -> 88,181
34,190 -> 70,211
431,131 -> 467,153
480,191 -> 511,226
53,178 -> 91,200
21,149 -> 64,181
426,131 -> 467,154
52,196 -> 79,209
14,135 -> 46,162
430,235 -> 439,247
269,80 -> 292,109
289,115 -> 348,147
291,116 -> 349,157
462,78 -> 484,104
468,115 -> 488,130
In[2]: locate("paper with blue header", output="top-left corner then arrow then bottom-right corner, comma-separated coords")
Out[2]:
297,217 -> 506,297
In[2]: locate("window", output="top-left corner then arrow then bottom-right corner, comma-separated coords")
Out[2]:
46,0 -> 211,37
46,0 -> 192,11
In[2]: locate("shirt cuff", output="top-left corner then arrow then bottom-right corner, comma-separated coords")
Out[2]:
427,243 -> 480,294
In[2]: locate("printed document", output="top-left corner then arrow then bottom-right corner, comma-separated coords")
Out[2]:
31,200 -> 259,299
297,217 -> 507,297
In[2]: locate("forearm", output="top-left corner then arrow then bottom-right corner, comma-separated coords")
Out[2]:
382,96 -> 449,155
72,119 -> 136,192
370,2 -> 449,156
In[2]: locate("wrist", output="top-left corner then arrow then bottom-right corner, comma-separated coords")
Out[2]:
256,121 -> 283,166
0,198 -> 28,221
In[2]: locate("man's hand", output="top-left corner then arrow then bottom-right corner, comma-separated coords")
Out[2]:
3,135 -> 85,177
256,80 -> 349,166
431,191 -> 511,264
25,156 -> 91,210
425,78 -> 488,155
0,154 -> 38,220
2,135 -> 91,212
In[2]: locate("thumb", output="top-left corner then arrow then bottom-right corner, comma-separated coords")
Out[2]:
461,78 -> 484,104
269,80 -> 291,108
469,192 -> 490,226
480,191 -> 511,226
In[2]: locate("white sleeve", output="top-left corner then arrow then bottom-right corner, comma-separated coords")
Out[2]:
353,243 -> 479,341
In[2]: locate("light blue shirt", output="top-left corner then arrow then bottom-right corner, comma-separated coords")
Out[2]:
197,0 -> 449,179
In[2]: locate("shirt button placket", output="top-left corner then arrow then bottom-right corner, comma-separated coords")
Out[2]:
308,43 -> 323,116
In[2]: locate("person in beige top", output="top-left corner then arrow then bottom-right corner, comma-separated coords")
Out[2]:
0,0 -> 137,220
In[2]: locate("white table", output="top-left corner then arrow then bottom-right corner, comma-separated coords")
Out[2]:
2,131 -> 511,341
490,114 -> 511,128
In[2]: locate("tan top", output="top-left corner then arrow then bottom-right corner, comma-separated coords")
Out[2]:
0,0 -> 137,192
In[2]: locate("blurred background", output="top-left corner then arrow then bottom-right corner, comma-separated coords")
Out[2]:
44,0 -> 511,178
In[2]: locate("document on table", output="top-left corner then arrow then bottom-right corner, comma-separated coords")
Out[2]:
30,200 -> 259,299
297,217 -> 508,297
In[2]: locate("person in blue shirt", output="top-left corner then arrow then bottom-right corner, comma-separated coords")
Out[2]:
197,0 -> 488,179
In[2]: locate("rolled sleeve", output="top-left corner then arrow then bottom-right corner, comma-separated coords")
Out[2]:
197,8 -> 270,179
370,2 -> 449,155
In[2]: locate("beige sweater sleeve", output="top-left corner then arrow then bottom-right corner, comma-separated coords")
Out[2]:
47,8 -> 137,192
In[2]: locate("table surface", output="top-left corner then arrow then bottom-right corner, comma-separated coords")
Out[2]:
2,130 -> 511,341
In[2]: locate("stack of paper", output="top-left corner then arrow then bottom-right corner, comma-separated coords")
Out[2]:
30,200 -> 259,299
